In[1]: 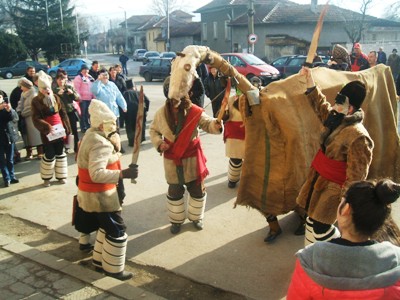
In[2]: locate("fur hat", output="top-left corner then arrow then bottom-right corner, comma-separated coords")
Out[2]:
332,44 -> 349,63
126,79 -> 134,90
340,81 -> 366,109
89,99 -> 116,128
18,78 -> 33,89
37,70 -> 52,90
80,64 -> 89,71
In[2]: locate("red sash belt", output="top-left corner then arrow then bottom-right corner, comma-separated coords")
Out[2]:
223,121 -> 245,142
164,137 -> 209,183
311,149 -> 347,186
44,113 -> 62,126
78,160 -> 121,192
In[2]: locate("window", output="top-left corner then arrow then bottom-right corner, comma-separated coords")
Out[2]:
213,22 -> 218,40
202,23 -> 207,41
224,21 -> 230,41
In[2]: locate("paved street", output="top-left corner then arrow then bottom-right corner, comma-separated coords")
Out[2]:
0,55 -> 400,300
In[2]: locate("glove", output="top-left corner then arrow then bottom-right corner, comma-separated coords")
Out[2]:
121,164 -> 138,179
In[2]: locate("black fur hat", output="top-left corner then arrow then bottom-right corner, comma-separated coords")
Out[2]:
340,81 -> 366,109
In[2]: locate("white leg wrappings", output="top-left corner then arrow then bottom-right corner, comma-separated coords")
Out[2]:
314,225 -> 341,243
228,159 -> 242,183
79,233 -> 91,245
55,154 -> 68,179
40,156 -> 55,180
102,233 -> 128,274
92,229 -> 105,268
304,217 -> 315,246
188,193 -> 207,222
167,196 -> 186,224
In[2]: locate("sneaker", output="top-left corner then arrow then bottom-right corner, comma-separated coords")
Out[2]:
59,179 -> 67,184
43,180 -> 51,187
79,243 -> 94,252
193,220 -> 204,230
170,223 -> 181,234
4,181 -> 10,188
228,181 -> 237,188
105,270 -> 133,281
10,178 -> 19,184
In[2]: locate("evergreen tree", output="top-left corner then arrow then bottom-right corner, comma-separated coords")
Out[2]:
10,0 -> 78,62
0,32 -> 27,66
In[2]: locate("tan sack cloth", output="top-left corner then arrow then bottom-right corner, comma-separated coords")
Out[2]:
236,64 -> 400,216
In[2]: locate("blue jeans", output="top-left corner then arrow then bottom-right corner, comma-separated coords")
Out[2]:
0,142 -> 15,183
80,100 -> 91,132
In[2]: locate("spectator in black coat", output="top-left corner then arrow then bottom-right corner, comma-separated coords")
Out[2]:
204,67 -> 226,117
0,92 -> 20,187
189,77 -> 205,108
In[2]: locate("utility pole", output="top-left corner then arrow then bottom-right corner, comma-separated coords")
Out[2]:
124,10 -> 128,53
166,0 -> 170,52
76,14 -> 80,44
247,0 -> 255,54
59,0 -> 64,29
45,0 -> 49,26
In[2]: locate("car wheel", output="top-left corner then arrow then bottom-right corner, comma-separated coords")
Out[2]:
246,74 -> 256,82
49,71 -> 56,79
144,72 -> 152,82
5,72 -> 13,79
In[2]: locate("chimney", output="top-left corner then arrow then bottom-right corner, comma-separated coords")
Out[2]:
311,0 -> 318,13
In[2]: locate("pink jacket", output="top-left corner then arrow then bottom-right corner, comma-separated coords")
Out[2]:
287,260 -> 400,300
73,74 -> 94,101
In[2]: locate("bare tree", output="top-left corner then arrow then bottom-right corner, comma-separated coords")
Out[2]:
150,0 -> 190,16
343,0 -> 374,46
383,1 -> 400,20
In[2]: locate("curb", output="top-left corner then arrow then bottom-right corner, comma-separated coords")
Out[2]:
0,234 -> 165,300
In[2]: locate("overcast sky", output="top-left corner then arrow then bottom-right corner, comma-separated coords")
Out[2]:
75,0 -> 396,20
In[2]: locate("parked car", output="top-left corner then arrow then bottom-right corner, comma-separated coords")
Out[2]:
160,52 -> 176,59
221,53 -> 281,86
142,51 -> 160,65
139,58 -> 171,82
271,55 -> 330,78
47,58 -> 92,78
132,49 -> 147,61
0,61 -> 49,79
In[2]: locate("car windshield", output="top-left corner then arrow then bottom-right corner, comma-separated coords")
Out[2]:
241,54 -> 266,66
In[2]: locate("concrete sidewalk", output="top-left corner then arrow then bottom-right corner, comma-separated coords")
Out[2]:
0,234 -> 163,299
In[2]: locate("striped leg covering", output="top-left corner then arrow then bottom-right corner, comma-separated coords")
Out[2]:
55,153 -> 68,180
187,193 -> 207,222
228,159 -> 242,183
304,217 -> 315,246
40,155 -> 55,180
79,233 -> 91,245
314,223 -> 340,243
167,195 -> 185,224
93,229 -> 105,268
102,233 -> 128,275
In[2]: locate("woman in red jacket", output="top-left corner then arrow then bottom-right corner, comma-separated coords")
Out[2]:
287,179 -> 400,299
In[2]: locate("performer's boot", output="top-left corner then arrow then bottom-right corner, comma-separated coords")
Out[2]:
304,217 -> 315,246
79,233 -> 93,252
188,193 -> 207,230
167,195 -> 185,234
294,205 -> 307,236
102,233 -> 133,281
264,215 -> 282,243
313,220 -> 340,243
40,155 -> 55,187
92,229 -> 105,271
228,158 -> 242,188
55,153 -> 68,184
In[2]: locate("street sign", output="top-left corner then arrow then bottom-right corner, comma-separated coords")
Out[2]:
248,33 -> 258,44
